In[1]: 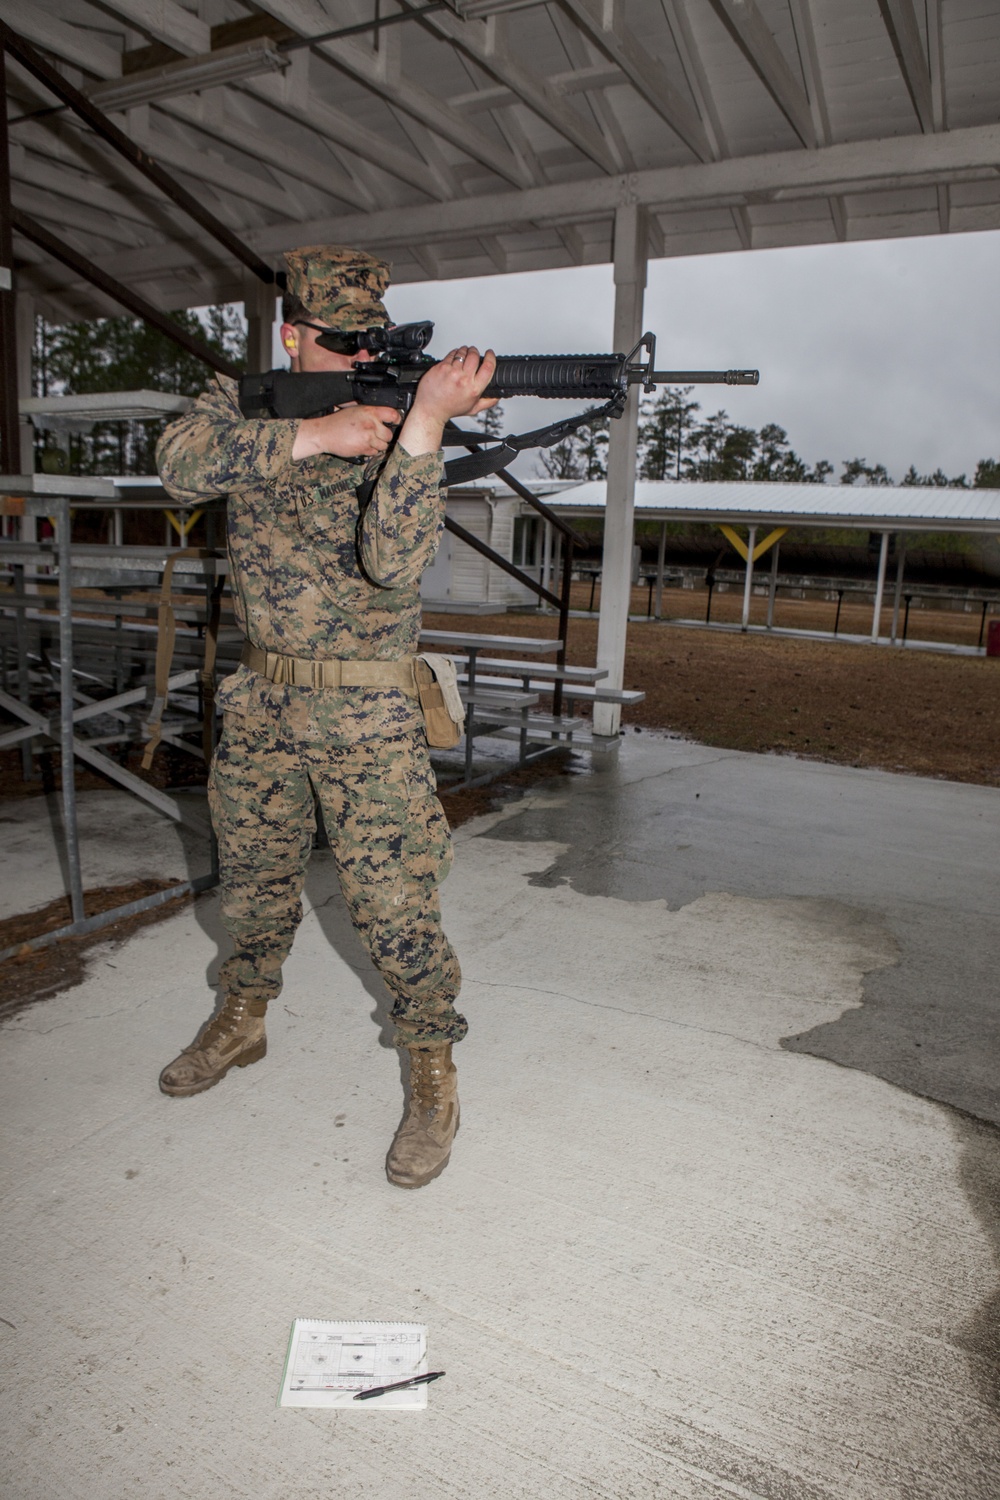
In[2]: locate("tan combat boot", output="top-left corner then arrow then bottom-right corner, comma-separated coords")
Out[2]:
386,1043 -> 459,1189
159,995 -> 267,1097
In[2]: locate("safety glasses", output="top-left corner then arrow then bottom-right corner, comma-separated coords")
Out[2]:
293,321 -> 365,355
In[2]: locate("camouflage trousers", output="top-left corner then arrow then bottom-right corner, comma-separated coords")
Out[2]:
207,693 -> 465,1048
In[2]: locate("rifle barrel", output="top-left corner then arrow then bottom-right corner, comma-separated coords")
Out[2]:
646,369 -> 759,386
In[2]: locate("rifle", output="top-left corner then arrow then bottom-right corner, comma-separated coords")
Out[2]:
237,323 -> 758,588
238,324 -> 758,486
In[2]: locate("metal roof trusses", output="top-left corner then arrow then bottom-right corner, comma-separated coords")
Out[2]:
3,1 -> 999,319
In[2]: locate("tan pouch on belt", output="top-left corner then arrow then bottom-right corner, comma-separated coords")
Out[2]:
415,653 -> 464,748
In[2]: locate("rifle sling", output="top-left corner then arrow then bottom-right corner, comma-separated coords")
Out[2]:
346,398 -> 618,589
441,396 -> 624,485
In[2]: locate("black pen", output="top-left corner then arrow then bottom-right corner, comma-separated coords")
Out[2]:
353,1371 -> 445,1401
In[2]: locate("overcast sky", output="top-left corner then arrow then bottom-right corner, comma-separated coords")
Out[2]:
378,229 -> 1000,485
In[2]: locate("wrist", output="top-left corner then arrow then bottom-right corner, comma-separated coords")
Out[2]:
291,416 -> 331,462
291,419 -> 314,462
398,407 -> 445,458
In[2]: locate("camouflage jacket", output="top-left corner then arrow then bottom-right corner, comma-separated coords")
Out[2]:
156,374 -> 444,663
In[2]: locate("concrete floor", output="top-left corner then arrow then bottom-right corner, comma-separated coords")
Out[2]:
1,735 -> 998,1499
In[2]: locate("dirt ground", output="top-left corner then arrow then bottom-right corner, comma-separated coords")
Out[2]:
424,595 -> 1000,788
0,879 -> 192,1022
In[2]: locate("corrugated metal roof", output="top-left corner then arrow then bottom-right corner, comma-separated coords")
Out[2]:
494,478 -> 1000,532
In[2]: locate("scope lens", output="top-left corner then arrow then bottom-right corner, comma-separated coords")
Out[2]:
387,321 -> 434,351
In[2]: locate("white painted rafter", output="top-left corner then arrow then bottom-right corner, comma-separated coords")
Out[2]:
12,142 -> 161,227
877,0 -> 934,133
241,68 -> 448,201
244,122 -> 1000,253
926,0 -> 945,132
706,0 -> 817,148
84,0 -> 211,57
159,90 -> 376,211
385,102 -> 463,199
251,0 -> 535,187
2,4 -> 377,218
661,0 -> 726,161
122,112 -> 304,219
557,0 -> 713,162
12,178 -> 147,247
414,5 -> 620,173
786,0 -> 847,238
61,0 -> 531,191
547,5 -> 633,174
0,1 -> 122,79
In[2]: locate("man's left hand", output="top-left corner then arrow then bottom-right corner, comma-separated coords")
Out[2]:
399,346 -> 497,457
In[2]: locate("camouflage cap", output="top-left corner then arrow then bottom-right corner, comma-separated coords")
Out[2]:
283,244 -> 391,330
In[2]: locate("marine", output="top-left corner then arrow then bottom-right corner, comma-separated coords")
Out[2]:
155,244 -> 496,1188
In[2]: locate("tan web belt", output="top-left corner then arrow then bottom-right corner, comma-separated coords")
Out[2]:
241,641 -> 420,695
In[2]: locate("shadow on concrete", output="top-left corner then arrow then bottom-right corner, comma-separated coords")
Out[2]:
953,1113 -> 1000,1420
303,856 -> 398,1052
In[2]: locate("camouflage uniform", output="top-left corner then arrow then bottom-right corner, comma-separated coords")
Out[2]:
155,246 -> 465,1048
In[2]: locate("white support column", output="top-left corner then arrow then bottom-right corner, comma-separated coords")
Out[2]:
17,299 -> 37,549
541,519 -> 552,602
766,537 -> 780,628
15,291 -> 34,474
741,525 -> 757,631
871,531 -> 890,643
594,203 -> 647,738
889,535 -> 907,645
243,275 -> 277,375
654,520 -> 667,618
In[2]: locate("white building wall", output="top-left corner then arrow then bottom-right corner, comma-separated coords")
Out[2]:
447,498 -> 490,602
420,492 -> 541,607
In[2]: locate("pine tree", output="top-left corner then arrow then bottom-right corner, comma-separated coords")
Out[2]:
538,436 -> 585,479
687,410 -> 732,480
637,386 -> 700,480
840,458 -> 892,487
32,306 -> 247,476
476,402 -> 506,439
751,424 -> 832,483
901,464 -> 969,488
535,415 -> 608,480
577,419 -> 609,479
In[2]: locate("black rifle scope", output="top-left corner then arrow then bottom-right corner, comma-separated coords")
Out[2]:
358,320 -> 434,354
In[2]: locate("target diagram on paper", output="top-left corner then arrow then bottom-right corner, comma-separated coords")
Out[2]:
280,1321 -> 427,1408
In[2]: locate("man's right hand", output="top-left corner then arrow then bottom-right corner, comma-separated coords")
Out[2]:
292,404 -> 401,461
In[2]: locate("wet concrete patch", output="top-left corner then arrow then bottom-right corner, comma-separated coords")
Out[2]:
781,906 -> 1000,1126
477,734 -> 1000,1126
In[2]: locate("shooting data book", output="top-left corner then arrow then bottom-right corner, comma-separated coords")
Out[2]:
278,1320 -> 428,1409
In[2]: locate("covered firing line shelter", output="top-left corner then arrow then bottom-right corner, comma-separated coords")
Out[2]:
3,0 -> 1000,740
538,477 -> 1000,640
